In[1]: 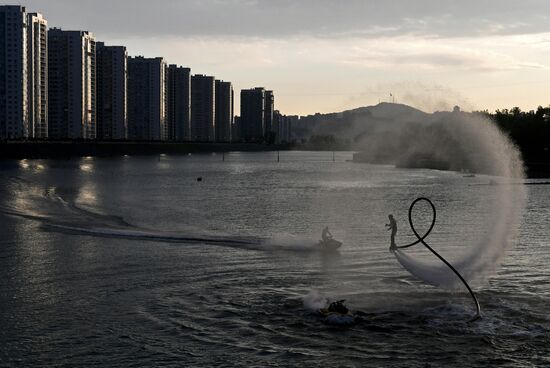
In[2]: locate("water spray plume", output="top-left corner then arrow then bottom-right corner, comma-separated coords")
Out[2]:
371,111 -> 526,290
303,290 -> 327,311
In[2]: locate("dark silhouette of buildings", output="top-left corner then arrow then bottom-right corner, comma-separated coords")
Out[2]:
273,110 -> 293,143
215,80 -> 233,142
167,65 -> 191,141
264,90 -> 274,139
191,74 -> 215,142
0,5 -> 29,139
48,28 -> 96,139
232,116 -> 241,142
0,6 -> 48,139
0,5 -> 283,144
240,87 -> 267,142
127,56 -> 167,141
27,11 -> 48,139
96,42 -> 127,140
239,87 -> 275,143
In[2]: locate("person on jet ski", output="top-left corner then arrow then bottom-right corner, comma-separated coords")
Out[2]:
328,300 -> 349,315
322,226 -> 333,243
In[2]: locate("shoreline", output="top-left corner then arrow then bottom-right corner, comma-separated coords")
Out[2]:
0,141 -> 292,159
0,141 -> 354,159
2,141 -> 549,178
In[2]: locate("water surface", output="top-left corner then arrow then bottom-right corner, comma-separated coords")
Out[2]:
0,152 -> 548,367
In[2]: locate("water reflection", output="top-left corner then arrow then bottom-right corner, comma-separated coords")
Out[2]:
76,159 -> 98,205
19,159 -> 29,169
6,191 -> 62,308
18,159 -> 46,172
157,154 -> 171,170
76,183 -> 98,205
79,157 -> 95,173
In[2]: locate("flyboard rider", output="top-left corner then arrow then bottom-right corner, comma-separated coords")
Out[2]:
386,214 -> 397,251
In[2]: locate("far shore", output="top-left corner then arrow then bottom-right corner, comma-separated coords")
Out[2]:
0,140 -> 351,160
1,141 -> 549,178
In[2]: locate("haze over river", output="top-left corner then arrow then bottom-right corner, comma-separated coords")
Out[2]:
0,152 -> 548,367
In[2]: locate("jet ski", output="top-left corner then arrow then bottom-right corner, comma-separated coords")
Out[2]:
317,238 -> 342,251
318,300 -> 356,325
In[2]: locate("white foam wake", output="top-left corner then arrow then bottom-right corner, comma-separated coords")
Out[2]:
393,249 -> 465,289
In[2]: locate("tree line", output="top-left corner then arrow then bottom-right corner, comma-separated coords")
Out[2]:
479,106 -> 550,160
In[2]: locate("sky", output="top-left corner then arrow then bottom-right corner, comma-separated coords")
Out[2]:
19,0 -> 550,116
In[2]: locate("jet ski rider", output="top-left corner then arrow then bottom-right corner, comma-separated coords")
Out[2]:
322,226 -> 333,243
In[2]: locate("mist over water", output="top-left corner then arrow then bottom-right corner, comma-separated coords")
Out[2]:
353,109 -> 527,288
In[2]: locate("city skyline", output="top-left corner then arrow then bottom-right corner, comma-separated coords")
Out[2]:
2,4 -> 286,142
15,0 -> 550,115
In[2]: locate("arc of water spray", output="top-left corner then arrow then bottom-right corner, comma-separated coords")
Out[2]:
396,197 -> 481,322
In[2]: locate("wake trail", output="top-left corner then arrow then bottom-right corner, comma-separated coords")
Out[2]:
0,179 -> 323,252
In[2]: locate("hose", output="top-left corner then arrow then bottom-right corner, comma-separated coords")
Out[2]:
396,197 -> 481,322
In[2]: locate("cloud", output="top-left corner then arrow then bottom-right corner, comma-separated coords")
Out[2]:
21,0 -> 550,40
18,0 -> 550,115
342,52 -> 497,72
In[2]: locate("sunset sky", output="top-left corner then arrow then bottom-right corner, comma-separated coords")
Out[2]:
21,0 -> 550,115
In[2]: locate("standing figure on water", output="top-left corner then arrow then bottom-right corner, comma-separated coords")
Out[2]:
386,214 -> 397,251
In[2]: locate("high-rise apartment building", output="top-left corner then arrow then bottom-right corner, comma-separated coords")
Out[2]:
167,65 -> 191,141
127,56 -> 167,141
191,74 -> 215,142
215,80 -> 233,142
0,5 -> 28,139
273,110 -> 282,144
274,110 -> 293,144
240,87 -> 267,142
232,116 -> 241,142
96,42 -> 127,140
27,12 -> 47,138
264,90 -> 274,137
48,28 -> 96,139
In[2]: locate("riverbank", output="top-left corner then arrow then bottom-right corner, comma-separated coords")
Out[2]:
352,151 -> 550,179
0,140 -> 357,160
3,141 -> 549,178
0,141 -> 292,159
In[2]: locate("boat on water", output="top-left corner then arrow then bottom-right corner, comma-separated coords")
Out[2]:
318,300 -> 356,325
317,238 -> 342,251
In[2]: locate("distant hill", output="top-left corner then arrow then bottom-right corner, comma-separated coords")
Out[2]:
292,103 -> 429,141
347,102 -> 427,120
293,102 -> 517,176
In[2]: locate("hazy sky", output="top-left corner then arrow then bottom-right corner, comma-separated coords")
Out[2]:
20,0 -> 550,115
